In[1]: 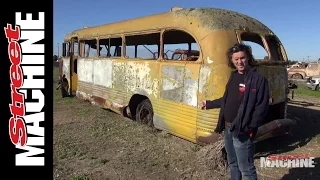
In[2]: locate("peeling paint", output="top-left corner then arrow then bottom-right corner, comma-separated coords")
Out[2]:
199,66 -> 212,93
183,79 -> 198,107
182,68 -> 198,107
112,61 -> 126,91
126,62 -> 158,97
161,65 -> 185,102
207,57 -> 213,64
77,91 -> 95,105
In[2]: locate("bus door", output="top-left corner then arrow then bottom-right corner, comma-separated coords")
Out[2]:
69,37 -> 79,96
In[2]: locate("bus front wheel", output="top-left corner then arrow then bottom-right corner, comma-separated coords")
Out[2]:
136,99 -> 154,127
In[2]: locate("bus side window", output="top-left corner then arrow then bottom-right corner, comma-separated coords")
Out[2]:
98,37 -> 122,58
124,33 -> 160,60
79,39 -> 98,58
163,29 -> 199,61
240,32 -> 269,61
62,42 -> 70,57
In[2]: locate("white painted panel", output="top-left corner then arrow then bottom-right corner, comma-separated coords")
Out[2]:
77,59 -> 84,81
184,79 -> 198,107
62,57 -> 69,78
198,66 -> 211,93
93,60 -> 113,88
78,58 -> 93,83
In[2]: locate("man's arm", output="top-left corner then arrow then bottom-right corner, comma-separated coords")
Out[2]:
206,97 -> 223,109
249,78 -> 270,130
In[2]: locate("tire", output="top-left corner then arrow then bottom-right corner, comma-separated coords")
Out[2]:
135,99 -> 154,127
316,84 -> 320,91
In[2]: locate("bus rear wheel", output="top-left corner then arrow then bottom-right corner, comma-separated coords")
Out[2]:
136,99 -> 154,127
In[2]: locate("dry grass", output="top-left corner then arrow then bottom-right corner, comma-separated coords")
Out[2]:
196,139 -> 228,176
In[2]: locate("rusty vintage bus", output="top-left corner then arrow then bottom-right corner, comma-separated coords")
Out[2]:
60,7 -> 296,144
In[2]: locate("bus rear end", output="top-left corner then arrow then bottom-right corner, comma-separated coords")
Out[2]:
236,30 -> 296,142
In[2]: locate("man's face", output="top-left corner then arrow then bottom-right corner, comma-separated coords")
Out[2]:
231,51 -> 249,73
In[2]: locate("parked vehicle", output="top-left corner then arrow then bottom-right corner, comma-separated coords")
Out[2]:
287,62 -> 320,79
306,76 -> 320,91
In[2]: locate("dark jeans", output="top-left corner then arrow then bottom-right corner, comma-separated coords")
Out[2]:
224,127 -> 257,180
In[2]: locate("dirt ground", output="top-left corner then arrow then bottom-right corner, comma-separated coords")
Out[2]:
53,78 -> 320,180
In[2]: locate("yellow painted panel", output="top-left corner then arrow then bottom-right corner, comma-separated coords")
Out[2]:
72,74 -> 78,91
155,98 -> 198,141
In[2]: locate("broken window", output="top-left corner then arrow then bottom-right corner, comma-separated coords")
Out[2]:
62,42 -> 70,57
163,30 -> 199,61
79,39 -> 98,57
240,32 -> 269,61
124,33 -> 160,60
98,37 -> 122,57
265,35 -> 284,61
73,40 -> 79,56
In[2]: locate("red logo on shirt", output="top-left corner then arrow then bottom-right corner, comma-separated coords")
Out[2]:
239,83 -> 245,93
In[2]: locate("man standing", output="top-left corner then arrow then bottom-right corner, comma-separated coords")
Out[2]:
56,74 -> 69,98
202,43 -> 270,180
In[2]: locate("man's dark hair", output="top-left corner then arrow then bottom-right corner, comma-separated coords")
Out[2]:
227,43 -> 255,68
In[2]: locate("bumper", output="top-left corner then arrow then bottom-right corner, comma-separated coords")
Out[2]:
253,119 -> 297,143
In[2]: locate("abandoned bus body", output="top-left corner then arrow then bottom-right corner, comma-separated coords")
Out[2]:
60,7 -> 296,144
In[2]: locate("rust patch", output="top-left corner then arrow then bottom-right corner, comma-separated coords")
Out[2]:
174,8 -> 272,33
93,96 -> 106,106
76,91 -> 85,100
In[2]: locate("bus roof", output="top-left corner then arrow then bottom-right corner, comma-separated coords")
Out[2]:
64,7 -> 273,41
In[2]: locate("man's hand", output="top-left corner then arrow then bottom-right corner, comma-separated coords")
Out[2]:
201,100 -> 206,110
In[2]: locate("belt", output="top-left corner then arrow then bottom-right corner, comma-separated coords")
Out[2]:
225,121 -> 232,128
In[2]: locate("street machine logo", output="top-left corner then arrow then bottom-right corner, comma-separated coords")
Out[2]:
5,12 -> 45,166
